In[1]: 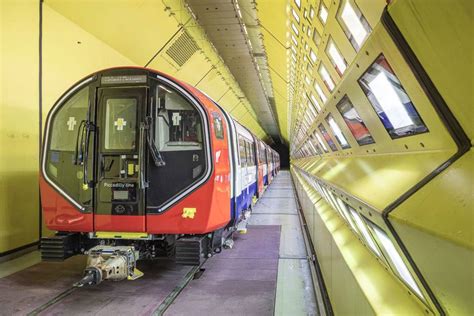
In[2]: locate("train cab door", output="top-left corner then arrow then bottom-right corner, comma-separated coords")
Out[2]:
93,87 -> 148,232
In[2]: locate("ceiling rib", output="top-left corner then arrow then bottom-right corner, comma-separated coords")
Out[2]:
187,0 -> 281,141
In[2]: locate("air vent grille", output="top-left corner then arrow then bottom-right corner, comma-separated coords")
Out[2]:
166,32 -> 200,67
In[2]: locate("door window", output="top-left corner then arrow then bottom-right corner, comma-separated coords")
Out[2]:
104,98 -> 137,150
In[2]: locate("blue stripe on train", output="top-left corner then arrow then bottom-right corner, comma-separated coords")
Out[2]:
232,181 -> 257,221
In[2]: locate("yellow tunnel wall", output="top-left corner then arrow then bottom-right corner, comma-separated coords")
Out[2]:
1,0 -> 40,254
1,0 -> 269,254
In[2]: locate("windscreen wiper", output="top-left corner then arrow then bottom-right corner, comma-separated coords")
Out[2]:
145,116 -> 165,167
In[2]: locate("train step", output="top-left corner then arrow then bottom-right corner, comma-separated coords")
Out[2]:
40,233 -> 80,261
175,236 -> 208,266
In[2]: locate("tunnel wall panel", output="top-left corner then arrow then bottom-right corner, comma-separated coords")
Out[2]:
0,0 -> 40,254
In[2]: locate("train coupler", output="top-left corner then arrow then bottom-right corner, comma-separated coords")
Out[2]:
73,245 -> 142,287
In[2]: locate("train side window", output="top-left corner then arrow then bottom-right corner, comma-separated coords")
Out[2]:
211,112 -> 224,139
359,55 -> 428,139
153,85 -> 203,151
337,0 -> 371,51
46,85 -> 91,205
336,96 -> 375,145
325,113 -> 351,149
318,123 -> 338,151
239,137 -> 247,165
147,83 -> 206,208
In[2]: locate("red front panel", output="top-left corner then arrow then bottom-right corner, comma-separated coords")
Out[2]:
94,215 -> 145,232
40,176 -> 93,232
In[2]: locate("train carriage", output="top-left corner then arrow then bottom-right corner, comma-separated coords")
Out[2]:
40,67 -> 279,285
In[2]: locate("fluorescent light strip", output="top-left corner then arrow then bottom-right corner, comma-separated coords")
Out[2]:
315,133 -> 328,151
319,64 -> 335,91
292,8 -> 300,23
328,41 -> 347,74
314,83 -> 327,103
319,4 -> 328,24
372,226 -> 424,298
327,116 -> 349,147
349,208 -> 381,256
341,1 -> 368,47
368,72 -> 413,129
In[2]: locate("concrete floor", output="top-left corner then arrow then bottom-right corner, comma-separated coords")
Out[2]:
0,170 -> 318,315
250,171 -> 318,316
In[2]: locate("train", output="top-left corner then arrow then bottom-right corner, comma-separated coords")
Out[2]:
39,67 -> 280,285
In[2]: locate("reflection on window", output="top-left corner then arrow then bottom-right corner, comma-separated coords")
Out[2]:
319,3 -> 328,24
105,98 -> 137,150
50,86 -> 89,151
310,94 -> 322,111
359,55 -> 428,139
319,123 -> 338,151
291,22 -> 299,36
314,83 -> 327,103
370,221 -> 424,299
309,50 -> 317,64
326,113 -> 350,149
292,8 -> 300,23
319,64 -> 335,91
309,6 -> 315,19
291,35 -> 298,46
314,133 -> 328,152
239,137 -> 247,164
154,84 -> 203,151
336,96 -> 375,146
326,38 -> 347,76
348,206 -> 381,256
212,113 -> 224,139
294,0 -> 301,9
313,28 -> 321,46
338,0 -> 371,51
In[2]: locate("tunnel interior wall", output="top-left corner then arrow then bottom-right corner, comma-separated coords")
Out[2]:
1,0 -> 272,256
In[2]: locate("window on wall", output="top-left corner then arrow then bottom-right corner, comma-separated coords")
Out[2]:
310,94 -> 322,112
367,219 -> 425,299
309,6 -> 315,19
309,50 -> 317,64
291,22 -> 299,36
291,35 -> 298,46
314,83 -> 327,103
319,2 -> 329,24
294,0 -> 301,9
292,8 -> 300,23
319,123 -> 338,151
359,54 -> 428,139
325,113 -> 350,149
336,96 -> 375,146
312,28 -> 322,46
326,38 -> 347,76
338,0 -> 371,51
314,132 -> 328,153
319,64 -> 335,91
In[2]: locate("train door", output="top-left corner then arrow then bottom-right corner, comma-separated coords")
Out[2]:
93,87 -> 147,232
